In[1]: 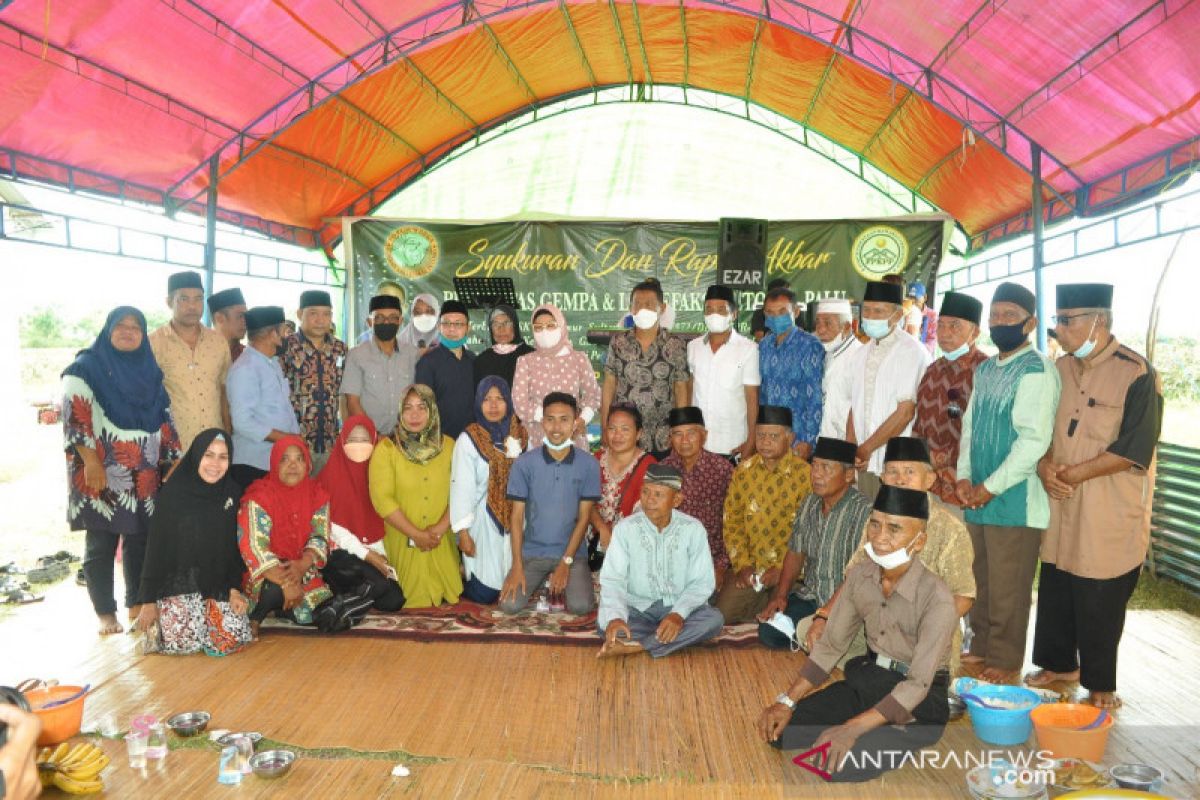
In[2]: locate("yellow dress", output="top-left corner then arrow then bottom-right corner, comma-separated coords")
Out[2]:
368,436 -> 462,608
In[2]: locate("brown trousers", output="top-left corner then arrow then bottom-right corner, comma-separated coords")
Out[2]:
713,583 -> 771,625
966,523 -> 1043,671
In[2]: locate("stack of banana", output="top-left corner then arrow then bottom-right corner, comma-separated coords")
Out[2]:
36,741 -> 110,795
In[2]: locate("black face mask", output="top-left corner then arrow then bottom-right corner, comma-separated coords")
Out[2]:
374,323 -> 400,342
990,317 -> 1031,352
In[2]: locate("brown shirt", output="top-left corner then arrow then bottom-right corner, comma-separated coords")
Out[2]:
149,323 -> 231,451
1042,336 -> 1162,579
800,557 -> 957,724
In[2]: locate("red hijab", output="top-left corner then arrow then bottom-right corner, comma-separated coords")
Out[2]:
316,415 -> 385,545
242,436 -> 330,561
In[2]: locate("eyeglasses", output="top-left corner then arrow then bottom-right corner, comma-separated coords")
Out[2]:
440,321 -> 468,330
491,319 -> 514,330
532,323 -> 558,332
1052,312 -> 1097,327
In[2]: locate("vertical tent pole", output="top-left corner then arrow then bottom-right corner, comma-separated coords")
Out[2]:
202,155 -> 219,327
1031,144 -> 1048,352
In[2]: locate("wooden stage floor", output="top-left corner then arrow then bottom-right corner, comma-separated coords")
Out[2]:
3,583 -> 1199,798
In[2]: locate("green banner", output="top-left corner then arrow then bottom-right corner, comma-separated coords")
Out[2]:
349,218 -> 944,366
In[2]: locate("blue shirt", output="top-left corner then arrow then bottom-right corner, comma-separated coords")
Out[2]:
598,510 -> 716,630
759,326 -> 825,447
226,346 -> 300,471
506,446 -> 601,559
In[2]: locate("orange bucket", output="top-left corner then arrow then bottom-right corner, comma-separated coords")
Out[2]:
1030,703 -> 1113,761
25,685 -> 88,746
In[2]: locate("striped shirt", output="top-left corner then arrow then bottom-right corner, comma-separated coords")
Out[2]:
788,487 -> 873,605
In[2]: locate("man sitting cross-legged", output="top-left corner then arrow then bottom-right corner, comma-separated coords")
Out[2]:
596,464 -> 724,659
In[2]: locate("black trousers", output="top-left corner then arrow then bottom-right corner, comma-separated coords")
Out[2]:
772,656 -> 948,783
1031,561 -> 1141,693
231,464 -> 267,490
320,550 -> 405,612
249,580 -> 292,623
83,529 -> 147,615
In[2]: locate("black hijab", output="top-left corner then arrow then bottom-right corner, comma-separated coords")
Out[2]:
139,429 -> 245,603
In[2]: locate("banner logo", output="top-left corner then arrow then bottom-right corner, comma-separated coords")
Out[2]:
384,226 -> 439,279
792,742 -> 833,781
851,225 -> 909,280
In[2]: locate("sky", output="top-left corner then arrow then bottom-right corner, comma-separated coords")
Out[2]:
2,100 -> 1198,341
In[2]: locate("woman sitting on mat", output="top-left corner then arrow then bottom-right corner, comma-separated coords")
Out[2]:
369,384 -> 462,608
238,436 -> 370,636
316,415 -> 405,612
135,428 -> 252,655
588,403 -> 656,570
449,376 -> 528,604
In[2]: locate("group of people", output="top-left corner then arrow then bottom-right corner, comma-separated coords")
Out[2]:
60,268 -> 1159,782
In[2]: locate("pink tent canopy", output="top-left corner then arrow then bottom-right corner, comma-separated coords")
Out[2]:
0,1 -> 1196,252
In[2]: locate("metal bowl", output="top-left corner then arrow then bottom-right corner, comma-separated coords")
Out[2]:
166,711 -> 211,737
948,694 -> 967,721
250,749 -> 296,779
217,731 -> 263,749
1109,763 -> 1162,791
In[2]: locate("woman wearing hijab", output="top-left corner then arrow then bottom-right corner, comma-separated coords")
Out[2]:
449,376 -> 528,604
238,437 -> 367,635
588,403 -> 655,570
369,384 -> 461,607
134,429 -> 252,655
62,306 -> 182,636
473,304 -> 534,390
317,415 -> 405,612
397,293 -> 441,350
511,303 -> 601,450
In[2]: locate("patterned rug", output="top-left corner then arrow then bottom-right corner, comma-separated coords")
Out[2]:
261,600 -> 763,648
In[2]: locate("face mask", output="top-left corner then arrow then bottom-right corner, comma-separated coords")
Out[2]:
632,308 -> 659,330
765,313 -> 793,336
373,323 -> 399,342
990,318 -> 1030,352
704,313 -> 732,334
822,332 -> 845,353
412,314 -> 437,333
440,332 -> 468,350
534,329 -> 562,350
865,541 -> 912,570
544,436 -> 572,452
1071,316 -> 1099,359
343,442 -> 373,463
862,318 -> 895,340
764,611 -> 804,653
942,342 -> 970,362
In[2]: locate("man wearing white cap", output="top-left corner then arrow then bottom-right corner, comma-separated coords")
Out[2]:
814,298 -> 863,440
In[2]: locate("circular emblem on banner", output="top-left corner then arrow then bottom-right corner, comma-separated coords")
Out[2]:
851,226 -> 909,280
384,226 -> 439,279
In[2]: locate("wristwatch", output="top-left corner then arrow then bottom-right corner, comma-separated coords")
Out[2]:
561,556 -> 574,566
774,692 -> 796,709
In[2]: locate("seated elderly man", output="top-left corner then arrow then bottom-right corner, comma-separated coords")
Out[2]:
800,436 -> 976,668
597,464 -> 724,659
716,406 -> 812,623
758,486 -> 956,783
756,437 -> 871,649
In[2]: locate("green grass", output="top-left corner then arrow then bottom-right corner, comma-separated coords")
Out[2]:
1129,571 -> 1200,616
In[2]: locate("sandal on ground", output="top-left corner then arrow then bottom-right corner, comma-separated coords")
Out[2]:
75,568 -> 87,587
1024,668 -> 1078,687
0,561 -> 25,575
27,562 -> 69,583
4,589 -> 45,605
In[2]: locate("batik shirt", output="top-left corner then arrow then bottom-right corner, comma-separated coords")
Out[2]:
661,450 -> 734,574
722,451 -> 812,573
62,374 -> 182,536
280,332 -> 347,456
913,348 -> 989,504
604,329 -> 690,452
759,326 -> 825,448
237,499 -> 332,625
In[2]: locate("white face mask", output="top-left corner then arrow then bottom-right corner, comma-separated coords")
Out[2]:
704,313 -> 732,334
822,332 -> 845,353
343,441 -> 373,463
534,328 -> 562,350
412,314 -> 437,333
764,611 -> 803,653
632,308 -> 659,330
865,541 -> 913,570
544,436 -> 572,452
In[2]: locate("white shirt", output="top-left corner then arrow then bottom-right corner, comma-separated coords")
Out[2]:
848,327 -> 931,475
819,334 -> 864,439
687,330 -> 761,454
329,523 -> 386,561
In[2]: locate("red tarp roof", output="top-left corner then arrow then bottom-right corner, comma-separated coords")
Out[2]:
1,1 -> 1197,252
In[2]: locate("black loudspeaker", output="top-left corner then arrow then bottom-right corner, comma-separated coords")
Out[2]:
718,218 -> 767,290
